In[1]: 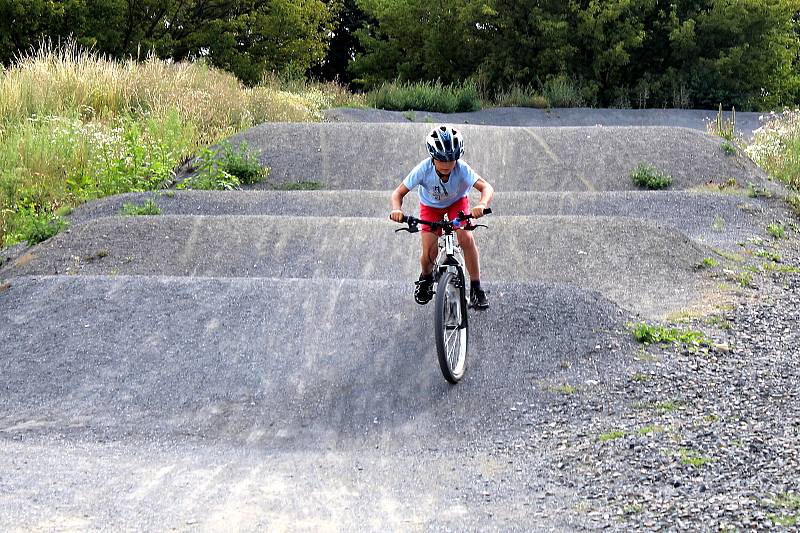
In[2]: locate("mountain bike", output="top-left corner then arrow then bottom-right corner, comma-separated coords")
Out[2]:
394,208 -> 492,383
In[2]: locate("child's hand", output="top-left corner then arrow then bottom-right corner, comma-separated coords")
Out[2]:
390,209 -> 405,222
470,204 -> 486,218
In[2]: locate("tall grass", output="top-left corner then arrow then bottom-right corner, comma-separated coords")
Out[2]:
367,79 -> 481,113
746,110 -> 800,191
0,41 -> 356,247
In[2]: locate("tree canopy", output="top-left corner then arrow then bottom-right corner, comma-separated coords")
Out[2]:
2,0 -> 799,108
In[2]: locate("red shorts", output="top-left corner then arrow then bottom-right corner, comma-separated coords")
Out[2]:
419,196 -> 471,235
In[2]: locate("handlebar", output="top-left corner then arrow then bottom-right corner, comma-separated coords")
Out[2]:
394,208 -> 492,234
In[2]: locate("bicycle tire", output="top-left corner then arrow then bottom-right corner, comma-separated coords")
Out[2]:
434,270 -> 469,383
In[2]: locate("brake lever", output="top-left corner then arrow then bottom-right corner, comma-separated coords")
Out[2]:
395,226 -> 419,233
464,224 -> 488,231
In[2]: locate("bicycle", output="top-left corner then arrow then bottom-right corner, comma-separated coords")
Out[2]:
394,208 -> 492,383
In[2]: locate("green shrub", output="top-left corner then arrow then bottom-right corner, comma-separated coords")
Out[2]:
218,141 -> 268,185
630,163 -> 672,189
5,204 -> 68,245
542,74 -> 587,107
179,142 -> 268,191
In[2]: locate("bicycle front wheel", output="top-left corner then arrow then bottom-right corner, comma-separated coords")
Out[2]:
434,271 -> 469,383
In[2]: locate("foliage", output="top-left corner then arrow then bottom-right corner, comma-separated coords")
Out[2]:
767,222 -> 786,239
630,163 -> 672,189
0,43 -> 345,247
493,85 -> 549,108
1,0 -> 340,86
3,203 -> 67,245
121,199 -> 161,216
629,322 -> 709,346
788,194 -> 800,218
179,142 -> 268,190
696,257 -> 720,269
746,110 -> 800,191
274,180 -> 326,191
351,0 -> 800,109
366,79 -> 480,112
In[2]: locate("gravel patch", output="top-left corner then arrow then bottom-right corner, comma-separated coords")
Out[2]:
520,233 -> 800,531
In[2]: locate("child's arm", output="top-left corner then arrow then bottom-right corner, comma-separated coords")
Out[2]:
390,183 -> 411,222
471,178 -> 494,218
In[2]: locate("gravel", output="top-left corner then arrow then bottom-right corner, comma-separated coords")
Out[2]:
521,234 -> 800,531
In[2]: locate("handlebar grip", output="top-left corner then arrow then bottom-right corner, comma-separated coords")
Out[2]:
483,207 -> 492,215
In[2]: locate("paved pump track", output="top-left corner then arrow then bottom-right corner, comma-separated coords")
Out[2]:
0,109 -> 796,530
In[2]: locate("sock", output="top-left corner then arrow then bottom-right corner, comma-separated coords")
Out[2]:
420,272 -> 434,282
470,279 -> 482,291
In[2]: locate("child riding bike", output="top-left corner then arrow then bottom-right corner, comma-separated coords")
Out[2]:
390,125 -> 494,309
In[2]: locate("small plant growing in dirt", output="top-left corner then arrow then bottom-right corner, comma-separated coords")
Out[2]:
709,103 -> 736,141
767,222 -> 786,239
696,257 -> 720,269
747,183 -> 771,198
721,140 -> 737,155
678,448 -> 713,467
755,249 -> 781,262
121,199 -> 161,215
599,430 -> 626,442
630,163 -> 672,189
628,322 -> 709,347
274,180 -> 326,191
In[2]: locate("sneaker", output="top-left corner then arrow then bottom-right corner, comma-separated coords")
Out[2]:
470,287 -> 489,309
414,277 -> 434,305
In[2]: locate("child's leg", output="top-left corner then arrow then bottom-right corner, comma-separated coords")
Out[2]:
457,230 -> 480,281
420,231 -> 438,276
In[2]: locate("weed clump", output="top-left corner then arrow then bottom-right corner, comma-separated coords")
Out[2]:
629,322 -> 708,347
630,163 -> 672,189
179,141 -> 269,190
121,199 -> 161,215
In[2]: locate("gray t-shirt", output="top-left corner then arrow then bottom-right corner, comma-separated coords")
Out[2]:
403,159 -> 479,208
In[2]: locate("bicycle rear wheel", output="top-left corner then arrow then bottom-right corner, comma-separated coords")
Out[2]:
434,271 -> 469,383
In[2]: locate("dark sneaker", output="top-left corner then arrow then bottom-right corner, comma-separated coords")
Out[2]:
414,277 -> 434,305
470,287 -> 489,309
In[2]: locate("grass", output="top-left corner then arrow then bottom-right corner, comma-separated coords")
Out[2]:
754,249 -> 781,262
546,383 -> 577,395
366,79 -> 481,113
0,40 -> 355,247
493,84 -> 549,108
636,424 -> 664,435
599,430 -> 626,442
764,493 -> 800,526
630,163 -> 672,189
767,222 -> 786,239
789,194 -> 800,218
633,400 -> 681,413
746,110 -> 800,191
628,322 -> 709,346
696,257 -> 720,269
121,199 -> 160,215
272,180 -> 326,191
678,448 -> 714,467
